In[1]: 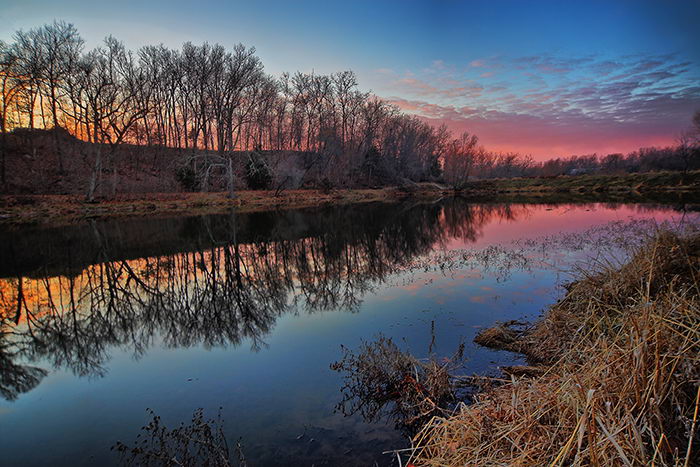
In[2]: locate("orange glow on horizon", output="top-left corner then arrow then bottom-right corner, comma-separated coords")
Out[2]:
385,97 -> 684,161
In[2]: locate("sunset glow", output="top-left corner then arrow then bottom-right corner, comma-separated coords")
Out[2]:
1,0 -> 698,159
381,52 -> 700,160
2,3 -> 699,466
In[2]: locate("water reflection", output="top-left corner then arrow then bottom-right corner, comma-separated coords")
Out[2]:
0,200 -> 692,403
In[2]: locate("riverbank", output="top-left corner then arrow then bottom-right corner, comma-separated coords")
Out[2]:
408,231 -> 700,466
463,169 -> 700,196
0,186 -> 448,226
1,170 -> 699,225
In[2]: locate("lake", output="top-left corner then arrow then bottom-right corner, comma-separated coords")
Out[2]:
0,199 -> 695,466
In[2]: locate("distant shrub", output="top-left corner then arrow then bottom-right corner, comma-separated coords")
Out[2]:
427,155 -> 442,180
318,177 -> 334,193
361,145 -> 394,185
176,166 -> 198,191
244,153 -> 273,190
272,162 -> 304,192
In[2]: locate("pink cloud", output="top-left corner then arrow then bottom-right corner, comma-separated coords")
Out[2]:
386,97 -> 685,160
376,53 -> 700,160
374,53 -> 700,159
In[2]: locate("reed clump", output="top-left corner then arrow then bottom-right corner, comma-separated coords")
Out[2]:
331,335 -> 466,431
409,231 -> 700,466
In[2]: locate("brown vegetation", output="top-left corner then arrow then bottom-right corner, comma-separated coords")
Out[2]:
472,319 -> 528,353
409,231 -> 700,466
0,185 -> 449,225
464,170 -> 700,196
3,167 -> 700,226
331,335 -> 466,432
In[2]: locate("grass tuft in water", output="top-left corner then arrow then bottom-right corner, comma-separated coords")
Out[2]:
331,334 -> 466,432
113,408 -> 245,467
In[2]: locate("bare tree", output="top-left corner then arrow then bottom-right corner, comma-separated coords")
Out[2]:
70,37 -> 144,201
0,41 -> 23,185
443,132 -> 481,189
10,21 -> 698,196
33,21 -> 83,172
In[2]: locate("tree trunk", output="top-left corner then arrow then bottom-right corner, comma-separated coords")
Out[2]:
227,156 -> 236,198
111,156 -> 118,198
87,143 -> 102,202
51,86 -> 64,173
0,126 -> 6,187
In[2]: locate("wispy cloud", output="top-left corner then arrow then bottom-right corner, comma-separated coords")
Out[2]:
393,77 -> 484,99
372,53 -> 700,158
374,67 -> 394,75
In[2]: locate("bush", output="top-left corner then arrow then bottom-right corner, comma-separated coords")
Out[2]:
175,165 -> 198,191
244,153 -> 273,190
318,177 -> 334,193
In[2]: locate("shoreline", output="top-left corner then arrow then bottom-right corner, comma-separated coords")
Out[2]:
0,187 -> 450,226
408,231 -> 700,466
1,171 -> 699,226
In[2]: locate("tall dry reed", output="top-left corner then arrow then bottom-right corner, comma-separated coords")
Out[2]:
409,232 -> 700,466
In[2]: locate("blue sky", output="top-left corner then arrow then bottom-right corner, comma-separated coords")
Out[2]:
1,0 -> 699,158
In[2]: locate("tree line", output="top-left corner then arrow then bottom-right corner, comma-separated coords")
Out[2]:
1,21 -> 698,197
442,114 -> 700,186
470,137 -> 700,180
0,21 -> 450,195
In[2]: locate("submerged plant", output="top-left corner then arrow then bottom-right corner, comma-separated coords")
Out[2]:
331,333 -> 466,431
113,408 -> 245,467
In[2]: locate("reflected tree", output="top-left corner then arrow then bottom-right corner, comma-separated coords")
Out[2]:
0,200 -> 546,399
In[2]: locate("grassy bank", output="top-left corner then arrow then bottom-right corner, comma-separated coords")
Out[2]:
409,231 -> 700,466
463,170 -> 700,196
1,170 -> 699,226
0,186 -> 448,226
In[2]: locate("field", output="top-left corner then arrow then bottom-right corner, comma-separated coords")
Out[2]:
464,170 -> 700,195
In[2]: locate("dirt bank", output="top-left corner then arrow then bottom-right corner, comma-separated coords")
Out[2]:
0,186 -> 449,226
2,170 -> 699,226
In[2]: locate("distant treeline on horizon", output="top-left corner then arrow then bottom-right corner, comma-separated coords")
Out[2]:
1,21 -> 699,196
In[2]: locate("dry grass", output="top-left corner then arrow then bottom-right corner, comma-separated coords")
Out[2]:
465,170 -> 700,195
473,320 -> 528,354
113,408 -> 243,466
331,334 -> 466,431
408,231 -> 700,466
0,186 -> 447,225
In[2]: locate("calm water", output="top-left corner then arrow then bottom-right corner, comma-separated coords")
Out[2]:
0,200 -> 694,466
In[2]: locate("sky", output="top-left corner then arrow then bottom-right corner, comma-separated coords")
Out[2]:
1,0 -> 699,160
